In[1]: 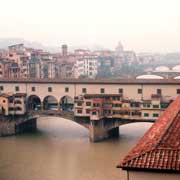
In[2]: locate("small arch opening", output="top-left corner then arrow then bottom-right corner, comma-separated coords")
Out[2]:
43,96 -> 58,110
27,95 -> 41,111
60,96 -> 74,112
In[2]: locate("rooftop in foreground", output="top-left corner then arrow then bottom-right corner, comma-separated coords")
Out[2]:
118,95 -> 180,172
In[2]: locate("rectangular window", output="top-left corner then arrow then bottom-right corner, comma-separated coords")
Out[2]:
138,89 -> 142,94
77,102 -> 82,106
100,88 -> 105,94
131,103 -> 140,108
86,102 -> 91,106
77,109 -> 82,114
48,87 -> 52,92
177,89 -> 180,94
0,86 -> 3,91
82,88 -> 87,93
9,99 -> 13,103
113,103 -> 122,107
92,111 -> 97,115
86,109 -> 90,114
93,103 -> 100,107
153,105 -> 159,109
157,89 -> 161,95
112,96 -> 116,100
8,107 -> 14,111
119,88 -> 123,94
65,87 -> 69,92
113,96 -> 120,101
144,113 -> 149,117
161,103 -> 169,109
32,87 -> 36,92
15,86 -> 19,92
153,113 -> 159,117
143,104 -> 151,108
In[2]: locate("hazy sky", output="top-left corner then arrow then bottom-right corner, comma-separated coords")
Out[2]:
0,0 -> 180,52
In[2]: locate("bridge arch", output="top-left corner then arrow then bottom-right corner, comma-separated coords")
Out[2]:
136,74 -> 164,79
118,120 -> 154,127
172,65 -> 180,72
27,95 -> 41,110
60,96 -> 74,111
43,95 -> 58,110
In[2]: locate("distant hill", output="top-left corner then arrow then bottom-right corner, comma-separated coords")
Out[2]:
0,38 -> 61,52
0,38 -> 108,53
163,53 -> 180,63
0,38 -> 43,49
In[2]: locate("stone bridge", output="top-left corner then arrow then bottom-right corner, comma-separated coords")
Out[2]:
31,110 -> 90,129
0,109 -> 155,142
29,110 -> 155,142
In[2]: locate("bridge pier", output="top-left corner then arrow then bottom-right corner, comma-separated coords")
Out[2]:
89,119 -> 119,142
0,120 -> 16,136
15,118 -> 37,134
108,127 -> 119,138
0,115 -> 37,137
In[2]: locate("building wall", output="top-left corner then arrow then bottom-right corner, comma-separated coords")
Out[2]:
74,56 -> 98,78
13,96 -> 26,115
0,97 -> 9,115
1,83 -> 76,102
129,171 -> 180,180
141,109 -> 163,119
0,95 -> 26,116
0,82 -> 180,102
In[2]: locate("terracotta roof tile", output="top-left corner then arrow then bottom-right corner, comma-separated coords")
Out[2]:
0,93 -> 13,98
118,95 -> 180,172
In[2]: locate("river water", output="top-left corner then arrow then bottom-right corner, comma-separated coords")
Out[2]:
0,117 -> 152,180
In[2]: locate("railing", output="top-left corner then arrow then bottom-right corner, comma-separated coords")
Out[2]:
0,112 -> 38,122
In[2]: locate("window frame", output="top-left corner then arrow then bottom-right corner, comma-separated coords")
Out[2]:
32,87 -> 36,92
82,88 -> 87,93
48,87 -> 52,92
138,88 -> 142,94
119,88 -> 123,94
15,86 -> 20,92
100,88 -> 105,94
65,87 -> 69,92
157,89 -> 162,95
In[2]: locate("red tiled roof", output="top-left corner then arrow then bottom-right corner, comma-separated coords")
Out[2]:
15,93 -> 27,97
151,94 -> 162,99
0,93 -> 13,98
118,95 -> 180,172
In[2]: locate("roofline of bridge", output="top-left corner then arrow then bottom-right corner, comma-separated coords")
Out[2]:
1,78 -> 180,85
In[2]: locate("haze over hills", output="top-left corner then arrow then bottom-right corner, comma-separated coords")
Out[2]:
0,38 -> 107,53
0,38 -> 180,64
0,38 -> 58,52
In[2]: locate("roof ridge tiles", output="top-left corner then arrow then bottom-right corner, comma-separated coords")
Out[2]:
118,96 -> 180,170
154,111 -> 180,149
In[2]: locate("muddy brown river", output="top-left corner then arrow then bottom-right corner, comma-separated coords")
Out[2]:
0,117 -> 152,180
